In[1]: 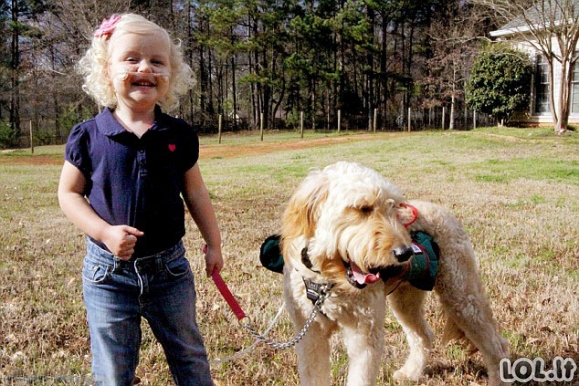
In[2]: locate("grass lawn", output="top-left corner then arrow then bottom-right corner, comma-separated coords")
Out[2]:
1,127 -> 578,385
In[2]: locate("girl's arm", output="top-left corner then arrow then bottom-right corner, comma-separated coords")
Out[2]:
57,161 -> 143,260
182,162 -> 224,276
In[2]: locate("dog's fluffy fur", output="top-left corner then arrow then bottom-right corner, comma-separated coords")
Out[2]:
280,161 -> 509,386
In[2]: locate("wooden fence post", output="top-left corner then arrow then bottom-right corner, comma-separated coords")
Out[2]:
373,108 -> 377,132
337,110 -> 341,133
473,110 -> 477,130
218,115 -> 222,144
260,112 -> 264,141
300,111 -> 304,139
407,107 -> 411,132
29,121 -> 34,154
442,107 -> 446,130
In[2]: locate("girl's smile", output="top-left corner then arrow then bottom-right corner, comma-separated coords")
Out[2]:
130,74 -> 159,90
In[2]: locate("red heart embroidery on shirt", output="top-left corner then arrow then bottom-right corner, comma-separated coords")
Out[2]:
168,144 -> 176,152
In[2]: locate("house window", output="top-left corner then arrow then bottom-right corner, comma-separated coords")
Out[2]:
572,60 -> 579,113
535,55 -> 550,114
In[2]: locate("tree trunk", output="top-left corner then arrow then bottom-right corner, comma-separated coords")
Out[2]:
555,58 -> 571,134
198,15 -> 209,126
449,90 -> 455,130
547,59 -> 559,131
230,29 -> 238,131
10,0 -> 21,137
381,15 -> 388,126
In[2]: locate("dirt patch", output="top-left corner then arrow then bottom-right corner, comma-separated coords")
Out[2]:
0,133 -> 382,165
0,154 -> 63,166
200,133 -> 379,159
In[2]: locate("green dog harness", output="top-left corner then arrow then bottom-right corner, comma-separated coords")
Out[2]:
259,231 -> 439,292
402,231 -> 439,291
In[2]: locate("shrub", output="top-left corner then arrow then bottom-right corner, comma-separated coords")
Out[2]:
466,45 -> 532,126
0,121 -> 20,149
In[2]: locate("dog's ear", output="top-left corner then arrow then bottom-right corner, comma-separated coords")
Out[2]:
395,201 -> 417,226
282,170 -> 329,240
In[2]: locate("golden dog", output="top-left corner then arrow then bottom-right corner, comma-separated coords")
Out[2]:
280,161 -> 509,386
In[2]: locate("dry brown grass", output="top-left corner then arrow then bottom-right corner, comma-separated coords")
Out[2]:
1,128 -> 578,385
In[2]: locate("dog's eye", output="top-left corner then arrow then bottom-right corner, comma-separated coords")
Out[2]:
359,205 -> 373,214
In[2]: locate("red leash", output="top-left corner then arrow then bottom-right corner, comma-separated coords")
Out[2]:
212,270 -> 247,321
203,244 -> 247,321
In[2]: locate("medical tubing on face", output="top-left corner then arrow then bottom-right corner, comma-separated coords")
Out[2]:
116,71 -> 170,81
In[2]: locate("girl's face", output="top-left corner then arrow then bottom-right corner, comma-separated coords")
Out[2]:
107,31 -> 171,112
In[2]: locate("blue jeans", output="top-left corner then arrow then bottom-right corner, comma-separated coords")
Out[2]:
82,239 -> 213,386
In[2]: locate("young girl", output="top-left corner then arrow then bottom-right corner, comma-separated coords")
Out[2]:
58,13 -> 223,385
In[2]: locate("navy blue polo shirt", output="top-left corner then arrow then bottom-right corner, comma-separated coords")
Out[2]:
65,107 -> 199,257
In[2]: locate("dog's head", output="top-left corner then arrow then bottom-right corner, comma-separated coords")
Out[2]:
281,161 -> 413,291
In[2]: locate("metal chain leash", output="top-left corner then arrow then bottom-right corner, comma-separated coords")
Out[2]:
240,284 -> 332,350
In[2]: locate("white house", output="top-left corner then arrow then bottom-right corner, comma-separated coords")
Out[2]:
489,1 -> 579,128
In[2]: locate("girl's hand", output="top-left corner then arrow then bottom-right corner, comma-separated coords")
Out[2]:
103,225 -> 144,260
202,244 -> 224,277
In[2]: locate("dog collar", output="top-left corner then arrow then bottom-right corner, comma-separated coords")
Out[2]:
301,246 -> 335,306
299,244 -> 334,306
301,245 -> 321,274
303,279 -> 334,305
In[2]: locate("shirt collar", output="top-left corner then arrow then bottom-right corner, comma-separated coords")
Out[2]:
95,106 -> 170,137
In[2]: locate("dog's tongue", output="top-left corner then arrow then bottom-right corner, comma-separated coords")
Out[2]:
350,261 -> 380,284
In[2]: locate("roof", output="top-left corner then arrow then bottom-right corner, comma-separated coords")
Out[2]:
490,0 -> 579,37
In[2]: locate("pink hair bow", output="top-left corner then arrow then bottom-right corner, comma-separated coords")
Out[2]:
94,15 -> 122,38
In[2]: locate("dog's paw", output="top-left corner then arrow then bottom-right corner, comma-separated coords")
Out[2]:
392,368 -> 421,382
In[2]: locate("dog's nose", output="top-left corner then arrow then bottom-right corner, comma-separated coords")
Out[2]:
393,245 -> 414,262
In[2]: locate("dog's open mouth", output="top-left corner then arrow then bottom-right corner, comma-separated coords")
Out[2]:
344,260 -> 381,289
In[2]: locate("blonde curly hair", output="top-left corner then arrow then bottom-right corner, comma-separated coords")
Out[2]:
77,13 -> 193,112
